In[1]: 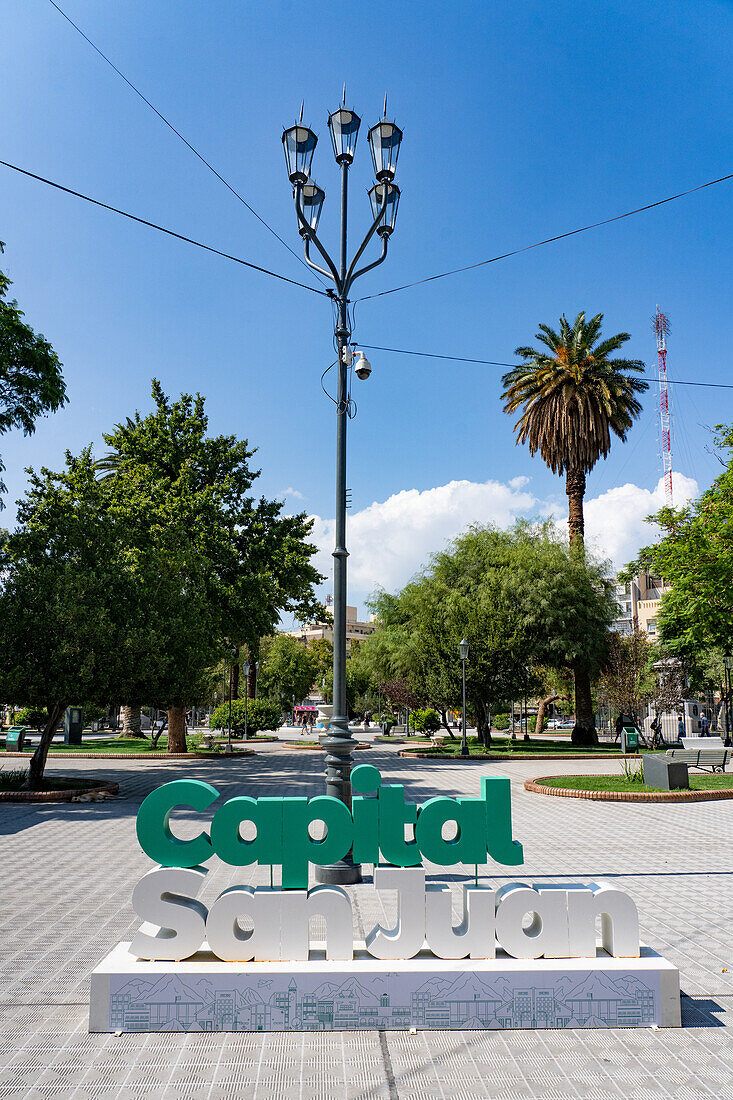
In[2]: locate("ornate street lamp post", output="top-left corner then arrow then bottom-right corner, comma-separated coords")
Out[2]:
459,638 -> 469,758
282,96 -> 402,884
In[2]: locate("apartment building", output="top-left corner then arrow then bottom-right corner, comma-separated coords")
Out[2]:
611,573 -> 670,637
287,605 -> 377,652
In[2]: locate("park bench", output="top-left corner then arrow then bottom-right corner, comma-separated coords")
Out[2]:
665,747 -> 730,773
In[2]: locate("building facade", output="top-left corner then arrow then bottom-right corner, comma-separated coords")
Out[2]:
611,573 -> 670,637
287,605 -> 378,652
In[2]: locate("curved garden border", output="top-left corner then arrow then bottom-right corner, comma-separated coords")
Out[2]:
284,742 -> 372,751
1,750 -> 254,761
0,777 -> 120,803
524,775 -> 733,803
399,750 -> 634,761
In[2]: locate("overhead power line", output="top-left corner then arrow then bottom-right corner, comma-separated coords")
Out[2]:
46,0 -> 323,287
355,172 -> 733,302
0,158 -> 327,296
358,343 -> 733,389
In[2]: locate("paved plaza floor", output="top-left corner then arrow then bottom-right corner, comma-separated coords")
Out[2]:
1,743 -> 731,1098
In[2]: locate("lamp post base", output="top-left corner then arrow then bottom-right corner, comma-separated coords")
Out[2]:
315,858 -> 362,885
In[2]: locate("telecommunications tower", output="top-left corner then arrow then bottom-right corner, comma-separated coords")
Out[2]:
653,306 -> 673,508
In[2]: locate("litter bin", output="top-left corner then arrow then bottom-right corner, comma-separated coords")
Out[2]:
64,707 -> 84,745
6,727 -> 26,751
622,726 -> 638,753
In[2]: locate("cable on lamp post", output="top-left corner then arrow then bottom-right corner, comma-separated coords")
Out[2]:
459,637 -> 469,757
282,93 -> 402,886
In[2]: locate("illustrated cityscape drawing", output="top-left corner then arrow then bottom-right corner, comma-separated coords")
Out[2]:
109,969 -> 658,1032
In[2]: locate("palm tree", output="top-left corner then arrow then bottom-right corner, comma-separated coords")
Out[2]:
501,311 -> 647,744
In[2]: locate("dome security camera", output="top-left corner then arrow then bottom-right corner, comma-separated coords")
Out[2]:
354,351 -> 372,381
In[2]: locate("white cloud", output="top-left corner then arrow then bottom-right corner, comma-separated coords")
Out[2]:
308,470 -> 698,606
580,472 -> 698,568
280,486 -> 304,500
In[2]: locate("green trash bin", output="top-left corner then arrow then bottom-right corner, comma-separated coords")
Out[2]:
6,727 -> 26,751
623,727 -> 638,752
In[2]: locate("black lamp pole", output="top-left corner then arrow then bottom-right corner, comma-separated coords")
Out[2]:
459,638 -> 469,757
282,95 -> 402,885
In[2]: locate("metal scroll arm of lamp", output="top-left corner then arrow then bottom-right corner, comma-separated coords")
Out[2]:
459,638 -> 470,758
282,95 -> 402,885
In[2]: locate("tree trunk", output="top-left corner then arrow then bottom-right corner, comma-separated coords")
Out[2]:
535,694 -> 559,737
24,702 -> 66,790
248,652 -> 258,699
231,645 -> 241,699
566,467 -> 586,551
475,698 -> 492,748
120,705 -> 142,737
572,664 -> 598,746
167,706 -> 187,753
439,709 -> 456,740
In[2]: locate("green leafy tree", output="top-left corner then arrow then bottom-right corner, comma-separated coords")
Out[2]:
360,523 -> 615,747
0,451 -> 144,786
98,378 -> 321,708
597,629 -> 655,726
410,708 -> 441,734
625,424 -> 733,663
98,381 -> 322,744
501,311 -> 647,744
210,697 -> 280,736
0,244 -> 67,505
258,634 -> 315,709
308,637 -> 333,702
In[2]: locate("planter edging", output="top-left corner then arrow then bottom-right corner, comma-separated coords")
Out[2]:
0,778 -> 119,802
524,775 -> 733,803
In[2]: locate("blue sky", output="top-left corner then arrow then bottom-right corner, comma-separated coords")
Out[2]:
2,1 -> 731,613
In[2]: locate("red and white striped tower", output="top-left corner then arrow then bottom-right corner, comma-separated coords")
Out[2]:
653,306 -> 673,507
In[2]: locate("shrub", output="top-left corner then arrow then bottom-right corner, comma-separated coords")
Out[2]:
210,698 -> 281,736
13,707 -> 49,729
492,713 -> 510,731
410,708 -> 441,734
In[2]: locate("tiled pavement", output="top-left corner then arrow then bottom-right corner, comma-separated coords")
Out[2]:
0,744 -> 731,1098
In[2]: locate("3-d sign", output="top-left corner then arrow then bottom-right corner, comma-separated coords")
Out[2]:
90,762 -> 681,1034
130,765 -> 641,965
135,765 -> 523,888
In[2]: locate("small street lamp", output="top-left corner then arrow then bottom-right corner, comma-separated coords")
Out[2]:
243,660 -> 250,741
459,637 -> 469,758
282,91 -> 402,886
724,655 -> 733,746
224,642 -> 237,755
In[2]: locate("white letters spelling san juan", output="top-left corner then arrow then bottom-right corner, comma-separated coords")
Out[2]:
130,866 -> 640,963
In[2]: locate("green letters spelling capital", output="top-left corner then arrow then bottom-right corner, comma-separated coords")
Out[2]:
135,764 -> 523,889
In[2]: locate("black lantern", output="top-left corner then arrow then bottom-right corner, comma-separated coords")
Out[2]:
368,182 -> 400,237
282,124 -> 318,185
368,118 -> 402,182
299,179 -> 325,236
328,108 -> 361,164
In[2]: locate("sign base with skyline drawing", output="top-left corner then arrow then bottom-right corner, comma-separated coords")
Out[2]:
90,943 -> 681,1033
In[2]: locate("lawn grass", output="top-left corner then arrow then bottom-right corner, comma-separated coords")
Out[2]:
403,736 -> 638,756
539,773 -> 733,793
0,768 -> 91,792
3,735 -> 201,754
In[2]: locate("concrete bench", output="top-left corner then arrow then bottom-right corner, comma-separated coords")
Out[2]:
666,748 -> 730,773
